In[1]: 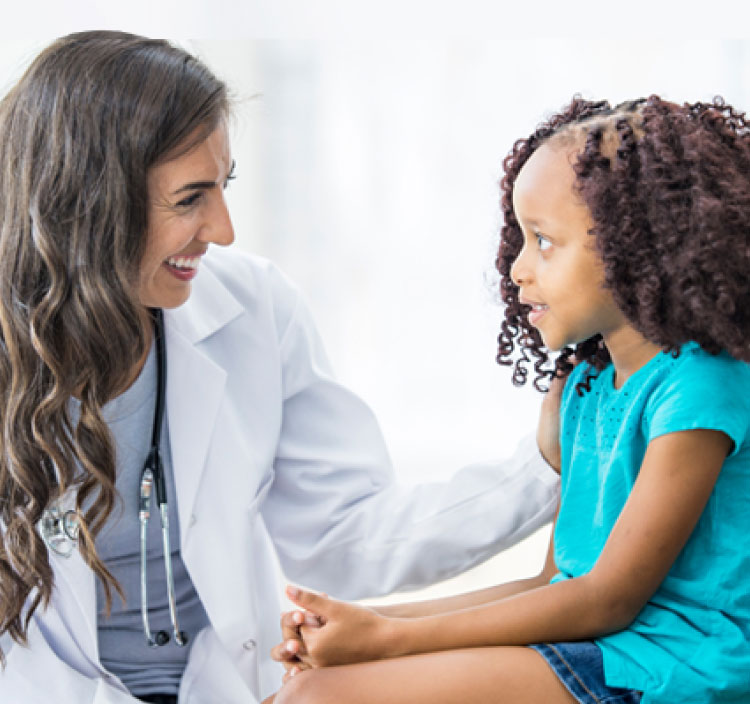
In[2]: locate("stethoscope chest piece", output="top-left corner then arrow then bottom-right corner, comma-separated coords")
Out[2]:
40,503 -> 80,558
41,308 -> 188,648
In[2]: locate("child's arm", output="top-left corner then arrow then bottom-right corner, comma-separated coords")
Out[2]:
273,516 -> 558,674
290,428 -> 730,667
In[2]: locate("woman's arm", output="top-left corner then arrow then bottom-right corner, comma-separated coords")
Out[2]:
272,501 -> 558,674
375,512 -> 559,618
377,376 -> 566,619
290,428 -> 730,666
262,266 -> 561,601
271,374 -> 566,673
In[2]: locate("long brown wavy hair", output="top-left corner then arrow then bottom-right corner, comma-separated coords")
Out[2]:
496,95 -> 750,392
0,31 -> 228,659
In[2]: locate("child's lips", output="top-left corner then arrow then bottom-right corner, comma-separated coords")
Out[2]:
520,297 -> 549,326
528,304 -> 549,326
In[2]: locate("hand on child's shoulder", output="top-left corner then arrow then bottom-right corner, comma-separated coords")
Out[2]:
537,368 -> 575,473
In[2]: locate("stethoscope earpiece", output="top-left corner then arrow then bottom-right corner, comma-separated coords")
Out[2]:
153,630 -> 170,647
149,629 -> 187,648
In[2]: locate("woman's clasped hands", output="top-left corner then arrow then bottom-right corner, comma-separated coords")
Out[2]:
272,586 -> 398,680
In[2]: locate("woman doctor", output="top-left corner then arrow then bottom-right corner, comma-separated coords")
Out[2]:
0,32 -> 560,704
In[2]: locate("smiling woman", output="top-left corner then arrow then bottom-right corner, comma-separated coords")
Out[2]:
0,29 -> 230,701
140,123 -> 236,309
0,30 -> 563,704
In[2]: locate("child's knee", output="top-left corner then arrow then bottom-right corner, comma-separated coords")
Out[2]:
273,669 -> 333,704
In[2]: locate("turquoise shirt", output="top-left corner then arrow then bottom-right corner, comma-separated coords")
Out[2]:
555,343 -> 750,703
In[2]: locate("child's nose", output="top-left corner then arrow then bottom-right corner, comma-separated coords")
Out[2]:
510,247 -> 532,287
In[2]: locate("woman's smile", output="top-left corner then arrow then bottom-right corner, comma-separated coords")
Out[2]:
139,122 -> 235,309
163,253 -> 206,281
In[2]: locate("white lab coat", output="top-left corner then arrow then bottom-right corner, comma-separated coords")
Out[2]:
0,248 -> 560,704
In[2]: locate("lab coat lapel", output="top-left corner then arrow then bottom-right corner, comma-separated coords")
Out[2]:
49,541 -> 98,662
163,263 -> 244,547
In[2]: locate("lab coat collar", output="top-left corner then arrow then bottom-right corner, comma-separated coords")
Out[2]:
163,261 -> 242,547
164,259 -> 244,344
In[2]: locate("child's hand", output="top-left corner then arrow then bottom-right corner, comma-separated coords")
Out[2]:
286,585 -> 395,667
536,372 -> 567,471
270,608 -> 322,681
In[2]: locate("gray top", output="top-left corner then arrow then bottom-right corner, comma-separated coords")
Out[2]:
86,343 -> 210,697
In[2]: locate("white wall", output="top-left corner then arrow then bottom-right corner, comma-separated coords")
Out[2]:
198,39 -> 750,598
194,40 -> 750,487
3,38 -> 749,598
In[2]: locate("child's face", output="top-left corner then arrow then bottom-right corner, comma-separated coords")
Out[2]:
510,140 -> 626,351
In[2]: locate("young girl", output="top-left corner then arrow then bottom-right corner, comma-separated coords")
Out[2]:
266,96 -> 750,704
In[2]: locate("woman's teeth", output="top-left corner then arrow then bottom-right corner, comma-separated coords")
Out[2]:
167,256 -> 200,270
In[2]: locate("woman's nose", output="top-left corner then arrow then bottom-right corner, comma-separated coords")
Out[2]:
201,191 -> 235,247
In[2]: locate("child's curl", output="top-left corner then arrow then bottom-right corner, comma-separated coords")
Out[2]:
496,95 -> 750,392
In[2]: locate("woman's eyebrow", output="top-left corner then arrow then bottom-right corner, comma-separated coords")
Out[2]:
172,179 -> 217,195
171,160 -> 235,195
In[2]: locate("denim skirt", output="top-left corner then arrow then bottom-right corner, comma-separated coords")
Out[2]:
530,641 -> 642,704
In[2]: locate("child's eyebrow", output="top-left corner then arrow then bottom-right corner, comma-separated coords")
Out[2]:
517,214 -> 549,229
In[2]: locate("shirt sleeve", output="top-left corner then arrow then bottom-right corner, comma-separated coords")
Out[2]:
644,349 -> 750,457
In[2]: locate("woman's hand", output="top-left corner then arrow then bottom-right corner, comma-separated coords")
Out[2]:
286,585 -> 396,667
536,372 -> 567,472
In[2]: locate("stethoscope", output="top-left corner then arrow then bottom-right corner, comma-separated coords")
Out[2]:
40,308 -> 187,648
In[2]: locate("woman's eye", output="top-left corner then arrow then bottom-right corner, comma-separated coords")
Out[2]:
535,232 -> 552,251
176,192 -> 202,208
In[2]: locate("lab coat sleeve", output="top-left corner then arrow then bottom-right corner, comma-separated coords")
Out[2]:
261,278 -> 560,600
0,621 -> 140,704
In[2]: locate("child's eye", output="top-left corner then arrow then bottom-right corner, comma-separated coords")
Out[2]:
176,191 -> 203,209
535,231 -> 552,252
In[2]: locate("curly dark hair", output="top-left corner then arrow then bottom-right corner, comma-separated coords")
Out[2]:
495,95 -> 750,392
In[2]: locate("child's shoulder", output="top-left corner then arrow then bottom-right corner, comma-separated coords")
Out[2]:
666,342 -> 750,386
568,342 -> 750,390
644,343 -> 750,452
649,343 -> 750,417
561,342 -> 750,413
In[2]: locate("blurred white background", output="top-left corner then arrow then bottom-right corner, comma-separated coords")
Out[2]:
2,34 -> 749,601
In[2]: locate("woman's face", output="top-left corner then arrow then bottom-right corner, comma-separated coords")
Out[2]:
139,122 -> 235,309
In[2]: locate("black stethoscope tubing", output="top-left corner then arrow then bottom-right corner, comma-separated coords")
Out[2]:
41,309 -> 188,647
138,308 -> 187,648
